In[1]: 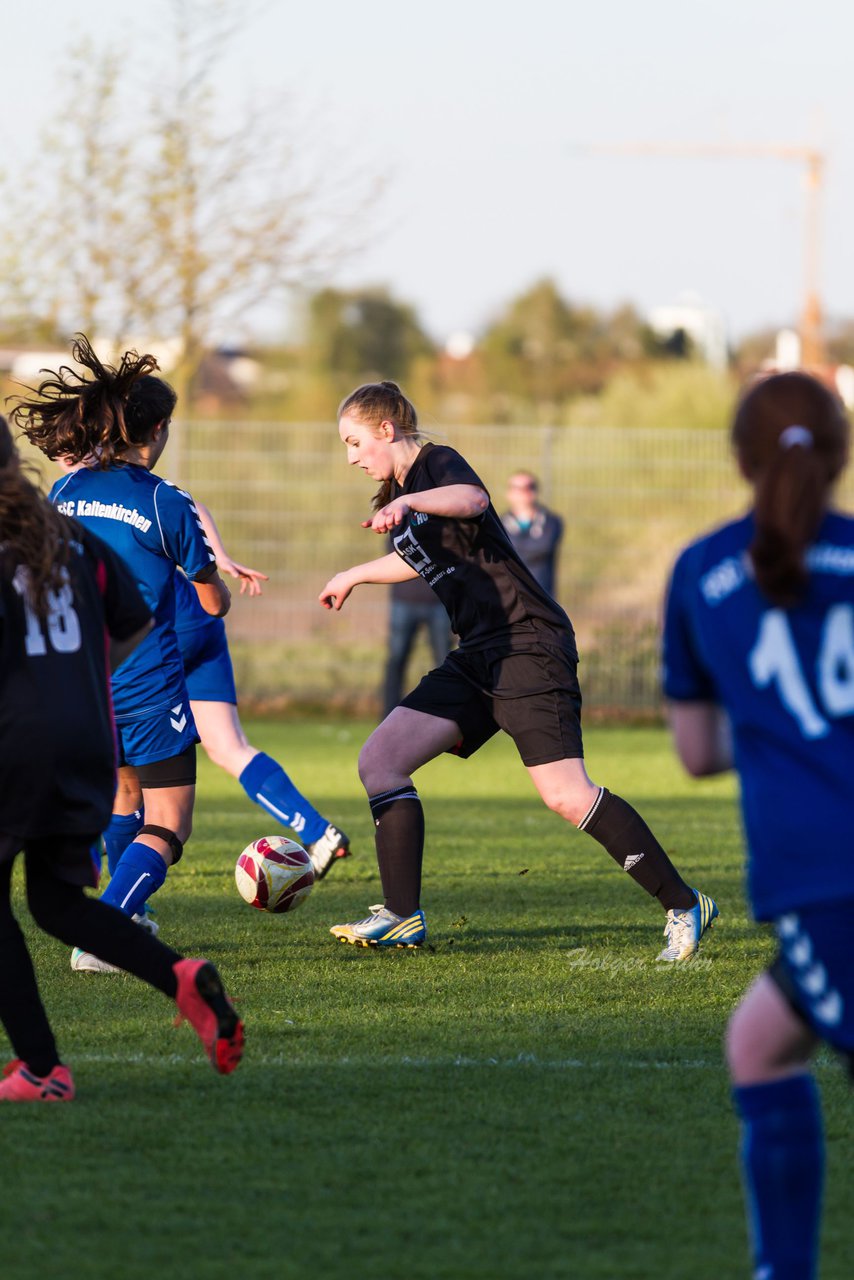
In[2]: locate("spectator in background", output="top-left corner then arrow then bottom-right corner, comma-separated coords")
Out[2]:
381,538 -> 453,719
500,471 -> 563,598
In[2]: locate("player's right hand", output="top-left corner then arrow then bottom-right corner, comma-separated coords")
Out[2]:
319,572 -> 353,611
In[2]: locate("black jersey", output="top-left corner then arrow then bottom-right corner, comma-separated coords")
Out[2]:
0,521 -> 151,839
392,444 -> 575,654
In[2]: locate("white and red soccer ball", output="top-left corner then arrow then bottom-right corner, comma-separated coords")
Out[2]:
235,836 -> 315,914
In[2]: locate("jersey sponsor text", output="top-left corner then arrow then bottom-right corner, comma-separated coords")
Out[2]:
56,497 -> 152,533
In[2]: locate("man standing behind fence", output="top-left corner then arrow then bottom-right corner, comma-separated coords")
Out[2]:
500,471 -> 563,598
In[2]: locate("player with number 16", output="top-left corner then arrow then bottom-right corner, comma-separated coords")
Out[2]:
663,370 -> 854,1280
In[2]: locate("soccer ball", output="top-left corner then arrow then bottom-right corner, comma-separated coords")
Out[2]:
235,836 -> 315,914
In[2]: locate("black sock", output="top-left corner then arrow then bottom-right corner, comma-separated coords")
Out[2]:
578,788 -> 695,911
26,861 -> 181,996
368,785 -> 424,918
0,864 -> 61,1078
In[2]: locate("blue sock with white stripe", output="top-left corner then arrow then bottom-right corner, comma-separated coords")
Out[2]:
238,751 -> 327,845
733,1074 -> 823,1280
100,842 -> 168,918
104,809 -> 144,875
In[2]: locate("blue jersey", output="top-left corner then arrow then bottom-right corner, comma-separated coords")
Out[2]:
49,464 -> 216,719
173,569 -> 237,703
173,566 -> 215,637
663,510 -> 854,920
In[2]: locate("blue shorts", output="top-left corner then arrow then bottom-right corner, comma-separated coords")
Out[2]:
178,619 -> 237,704
115,696 -> 199,768
770,898 -> 854,1054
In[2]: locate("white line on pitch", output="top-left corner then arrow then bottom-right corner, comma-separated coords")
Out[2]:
62,1051 -> 841,1071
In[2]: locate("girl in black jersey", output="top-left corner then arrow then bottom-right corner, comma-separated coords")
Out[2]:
0,417 -> 243,1099
320,381 -> 719,958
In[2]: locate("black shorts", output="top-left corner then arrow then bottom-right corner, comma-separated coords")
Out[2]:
0,832 -> 100,889
400,639 -> 583,766
135,743 -> 197,790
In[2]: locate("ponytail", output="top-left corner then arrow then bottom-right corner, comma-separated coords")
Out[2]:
750,445 -> 827,605
732,372 -> 849,607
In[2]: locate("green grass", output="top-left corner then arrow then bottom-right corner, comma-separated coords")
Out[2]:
2,723 -> 851,1279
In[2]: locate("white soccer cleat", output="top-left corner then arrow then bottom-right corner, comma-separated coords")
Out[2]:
70,947 -> 120,974
305,823 -> 351,880
132,910 -> 159,937
656,889 -> 719,962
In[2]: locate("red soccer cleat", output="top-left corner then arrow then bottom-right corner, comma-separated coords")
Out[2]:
0,1059 -> 75,1102
173,959 -> 244,1075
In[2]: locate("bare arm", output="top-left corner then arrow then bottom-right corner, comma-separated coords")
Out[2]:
319,552 -> 420,612
109,619 -> 154,672
193,571 -> 232,618
667,701 -> 733,777
365,485 -> 489,535
195,500 -> 269,597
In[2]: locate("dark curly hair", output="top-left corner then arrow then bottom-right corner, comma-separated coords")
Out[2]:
9,334 -> 176,468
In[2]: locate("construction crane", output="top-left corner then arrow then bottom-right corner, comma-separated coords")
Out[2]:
581,142 -> 827,367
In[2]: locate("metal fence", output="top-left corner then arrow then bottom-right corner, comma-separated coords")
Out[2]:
152,419 -> 854,717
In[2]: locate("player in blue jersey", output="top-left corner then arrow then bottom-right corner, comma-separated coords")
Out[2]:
663,371 -> 854,1280
0,416 -> 243,1098
109,499 -> 351,879
11,337 -> 232,972
51,448 -> 352,883
320,380 -> 718,956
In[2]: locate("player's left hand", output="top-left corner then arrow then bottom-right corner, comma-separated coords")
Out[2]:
217,558 -> 269,596
363,498 -> 411,534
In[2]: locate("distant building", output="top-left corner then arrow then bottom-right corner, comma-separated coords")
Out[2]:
648,294 -> 728,369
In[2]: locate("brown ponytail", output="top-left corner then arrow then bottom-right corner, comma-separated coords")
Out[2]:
9,333 -> 176,468
732,372 -> 849,606
338,380 -> 421,510
0,416 -> 71,617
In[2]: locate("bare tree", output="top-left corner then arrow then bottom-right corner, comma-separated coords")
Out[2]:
0,0 -> 379,399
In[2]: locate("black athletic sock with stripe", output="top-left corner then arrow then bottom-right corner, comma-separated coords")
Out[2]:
578,787 -> 695,911
369,785 -> 424,918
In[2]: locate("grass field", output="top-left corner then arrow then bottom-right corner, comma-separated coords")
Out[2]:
2,723 -> 851,1280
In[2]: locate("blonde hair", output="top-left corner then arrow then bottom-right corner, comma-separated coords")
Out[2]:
338,380 -> 421,510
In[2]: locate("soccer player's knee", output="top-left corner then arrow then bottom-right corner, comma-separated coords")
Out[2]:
202,737 -> 236,774
543,787 -> 591,825
138,824 -> 185,865
357,742 -> 382,791
725,1004 -> 765,1081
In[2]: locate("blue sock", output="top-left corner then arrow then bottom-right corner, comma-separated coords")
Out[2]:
104,809 -> 144,875
100,842 -> 168,918
733,1074 -> 824,1280
239,752 -> 327,845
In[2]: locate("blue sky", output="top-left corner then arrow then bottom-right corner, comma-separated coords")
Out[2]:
4,0 -> 853,345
